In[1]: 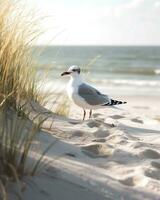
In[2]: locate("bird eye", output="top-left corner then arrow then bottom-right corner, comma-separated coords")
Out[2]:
72,69 -> 76,72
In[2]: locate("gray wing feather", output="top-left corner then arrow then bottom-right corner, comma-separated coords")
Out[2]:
78,83 -> 111,105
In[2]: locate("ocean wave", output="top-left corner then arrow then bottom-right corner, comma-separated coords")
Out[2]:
36,62 -> 160,77
91,78 -> 160,87
105,68 -> 160,76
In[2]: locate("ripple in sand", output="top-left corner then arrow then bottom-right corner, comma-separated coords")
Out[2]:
81,144 -> 113,158
68,121 -> 80,125
64,153 -> 76,157
92,138 -> 106,143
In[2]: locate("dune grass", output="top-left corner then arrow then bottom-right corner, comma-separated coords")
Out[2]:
0,107 -> 46,200
0,0 -> 55,199
0,0 -> 47,109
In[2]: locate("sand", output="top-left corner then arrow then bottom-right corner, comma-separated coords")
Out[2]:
9,90 -> 160,200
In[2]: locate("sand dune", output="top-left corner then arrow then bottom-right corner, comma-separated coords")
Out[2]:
9,95 -> 160,200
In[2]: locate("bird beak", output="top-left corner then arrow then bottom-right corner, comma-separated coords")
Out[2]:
61,71 -> 71,76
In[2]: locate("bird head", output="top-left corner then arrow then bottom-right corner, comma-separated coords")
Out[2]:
61,65 -> 81,77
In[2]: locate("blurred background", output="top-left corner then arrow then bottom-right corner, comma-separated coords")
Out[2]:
24,0 -> 160,96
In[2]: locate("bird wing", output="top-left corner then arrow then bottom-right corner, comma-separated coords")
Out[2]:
78,83 -> 111,106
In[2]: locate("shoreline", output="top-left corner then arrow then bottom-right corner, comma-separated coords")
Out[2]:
39,78 -> 160,98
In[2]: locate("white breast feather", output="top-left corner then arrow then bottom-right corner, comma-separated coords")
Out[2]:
67,80 -> 100,110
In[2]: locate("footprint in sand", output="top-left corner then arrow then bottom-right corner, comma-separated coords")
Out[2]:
93,127 -> 110,138
87,120 -> 102,128
145,169 -> 160,181
110,115 -> 125,120
151,161 -> 160,169
119,177 -> 135,187
119,175 -> 148,187
81,144 -> 113,158
141,149 -> 160,159
72,130 -> 84,137
132,141 -> 150,149
131,118 -> 143,124
92,113 -> 101,118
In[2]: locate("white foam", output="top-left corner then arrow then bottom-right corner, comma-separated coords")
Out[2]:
91,78 -> 160,87
155,69 -> 160,74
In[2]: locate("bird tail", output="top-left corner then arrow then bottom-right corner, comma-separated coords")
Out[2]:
103,99 -> 127,106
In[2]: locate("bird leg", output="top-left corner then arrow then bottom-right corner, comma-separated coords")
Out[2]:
89,110 -> 92,119
83,110 -> 86,121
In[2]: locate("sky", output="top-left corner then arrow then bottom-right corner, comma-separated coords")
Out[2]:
24,0 -> 160,45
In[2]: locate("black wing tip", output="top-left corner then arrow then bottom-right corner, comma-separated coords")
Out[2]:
117,101 -> 127,105
102,100 -> 127,106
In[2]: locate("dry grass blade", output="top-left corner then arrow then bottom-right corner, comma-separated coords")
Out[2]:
0,0 -> 58,198
0,108 -> 56,198
31,139 -> 58,176
6,163 -> 22,200
0,0 -> 46,108
0,180 -> 7,200
54,95 -> 70,117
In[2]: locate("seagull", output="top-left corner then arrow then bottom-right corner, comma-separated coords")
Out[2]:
61,65 -> 127,120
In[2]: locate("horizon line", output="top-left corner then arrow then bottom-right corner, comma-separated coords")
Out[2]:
34,44 -> 160,47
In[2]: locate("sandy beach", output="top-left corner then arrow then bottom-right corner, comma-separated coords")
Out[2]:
9,86 -> 160,200
1,0 -> 160,199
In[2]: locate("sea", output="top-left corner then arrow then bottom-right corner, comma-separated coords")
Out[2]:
35,46 -> 160,95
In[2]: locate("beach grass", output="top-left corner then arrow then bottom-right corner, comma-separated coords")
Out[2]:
0,0 -> 40,108
0,108 -> 43,200
0,0 -> 54,199
54,94 -> 70,117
